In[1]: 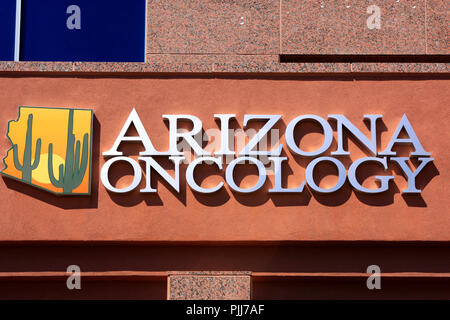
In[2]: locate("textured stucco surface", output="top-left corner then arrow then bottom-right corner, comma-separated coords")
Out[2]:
0,76 -> 448,242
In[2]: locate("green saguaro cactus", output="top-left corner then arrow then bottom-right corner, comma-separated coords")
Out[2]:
12,114 -> 41,183
48,109 -> 89,194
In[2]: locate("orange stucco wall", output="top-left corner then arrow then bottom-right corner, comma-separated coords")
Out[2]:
0,75 -> 449,242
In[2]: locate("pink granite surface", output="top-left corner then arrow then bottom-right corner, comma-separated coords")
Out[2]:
1,57 -> 446,73
168,271 -> 252,276
71,55 -> 352,73
426,0 -> 449,54
168,272 -> 251,300
282,0 -> 426,54
0,1 -> 447,74
351,62 -> 449,72
0,61 -> 73,72
147,0 -> 279,54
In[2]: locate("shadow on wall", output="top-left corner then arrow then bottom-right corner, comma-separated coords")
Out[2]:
1,115 -> 440,209
1,116 -> 101,210
103,117 -> 439,208
1,243 -> 449,273
1,243 -> 449,299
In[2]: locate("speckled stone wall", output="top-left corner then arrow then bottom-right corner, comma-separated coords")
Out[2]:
0,0 -> 448,74
168,272 -> 251,300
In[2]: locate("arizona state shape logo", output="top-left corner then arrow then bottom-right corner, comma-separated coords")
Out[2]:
1,106 -> 93,195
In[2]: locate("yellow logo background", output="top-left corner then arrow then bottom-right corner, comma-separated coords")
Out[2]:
1,106 -> 93,195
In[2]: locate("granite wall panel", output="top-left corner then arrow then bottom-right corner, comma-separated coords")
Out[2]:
281,0 -> 427,54
147,0 -> 280,55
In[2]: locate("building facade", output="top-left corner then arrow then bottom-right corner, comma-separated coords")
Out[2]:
0,0 -> 449,299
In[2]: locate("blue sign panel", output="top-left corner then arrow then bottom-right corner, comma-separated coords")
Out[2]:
0,0 -> 16,61
20,0 -> 146,62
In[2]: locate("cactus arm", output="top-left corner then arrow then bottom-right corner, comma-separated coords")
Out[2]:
58,164 -> 64,185
12,144 -> 23,170
74,140 -> 80,174
48,143 -> 63,188
31,138 -> 41,170
65,135 -> 75,184
62,110 -> 76,188
67,111 -> 75,177
74,133 -> 89,186
67,110 -> 74,137
22,114 -> 33,170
